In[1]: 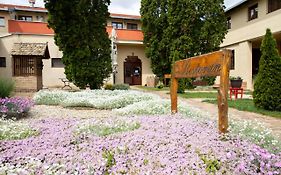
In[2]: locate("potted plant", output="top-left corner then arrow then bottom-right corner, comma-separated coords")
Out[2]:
230,76 -> 243,88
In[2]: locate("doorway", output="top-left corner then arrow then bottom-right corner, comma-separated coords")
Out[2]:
124,56 -> 142,85
252,48 -> 261,77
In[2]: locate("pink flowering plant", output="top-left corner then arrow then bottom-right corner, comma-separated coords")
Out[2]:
0,97 -> 34,119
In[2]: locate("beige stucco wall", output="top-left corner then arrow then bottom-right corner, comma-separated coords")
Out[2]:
0,34 -> 66,88
0,11 -> 10,34
221,0 -> 281,90
114,44 -> 154,86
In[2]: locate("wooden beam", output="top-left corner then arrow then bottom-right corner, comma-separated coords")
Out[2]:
170,75 -> 178,114
218,50 -> 231,133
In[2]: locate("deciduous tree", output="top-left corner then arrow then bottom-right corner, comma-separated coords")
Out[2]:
140,0 -> 170,77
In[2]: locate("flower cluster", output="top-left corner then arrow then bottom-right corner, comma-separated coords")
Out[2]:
0,118 -> 38,140
34,90 -> 159,109
0,116 -> 280,174
0,97 -> 34,119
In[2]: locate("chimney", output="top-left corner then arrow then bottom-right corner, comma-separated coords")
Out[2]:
28,0 -> 36,7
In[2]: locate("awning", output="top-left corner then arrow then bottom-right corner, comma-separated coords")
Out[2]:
11,42 -> 50,59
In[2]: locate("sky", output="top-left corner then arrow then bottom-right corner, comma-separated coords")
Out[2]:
1,0 -> 242,15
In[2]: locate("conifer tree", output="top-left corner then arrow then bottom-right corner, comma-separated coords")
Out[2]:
45,0 -> 112,89
140,0 -> 170,77
253,29 -> 281,111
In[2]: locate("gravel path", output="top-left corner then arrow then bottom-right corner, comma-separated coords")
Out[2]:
130,86 -> 281,139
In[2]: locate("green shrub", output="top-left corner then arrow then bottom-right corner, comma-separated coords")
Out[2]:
104,84 -> 114,90
202,76 -> 216,86
253,29 -> 281,111
112,84 -> 130,90
0,78 -> 15,98
177,79 -> 186,93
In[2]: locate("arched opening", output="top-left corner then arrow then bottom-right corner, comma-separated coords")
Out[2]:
124,56 -> 142,85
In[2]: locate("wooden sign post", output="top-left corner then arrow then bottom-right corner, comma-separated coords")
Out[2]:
170,50 -> 231,133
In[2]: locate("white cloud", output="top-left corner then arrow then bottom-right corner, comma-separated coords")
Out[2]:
1,0 -> 242,15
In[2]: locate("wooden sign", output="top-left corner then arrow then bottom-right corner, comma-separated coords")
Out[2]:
170,50 -> 231,133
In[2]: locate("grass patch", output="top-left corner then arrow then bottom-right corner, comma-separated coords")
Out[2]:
76,122 -> 141,136
0,119 -> 38,140
135,86 -> 170,91
203,99 -> 281,119
179,92 -> 217,99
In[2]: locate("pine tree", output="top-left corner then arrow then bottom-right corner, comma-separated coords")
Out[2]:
140,0 -> 170,77
45,0 -> 112,89
253,29 -> 281,111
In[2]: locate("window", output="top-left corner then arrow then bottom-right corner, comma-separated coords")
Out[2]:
268,0 -> 281,13
0,17 -> 5,27
13,57 -> 35,76
248,4 -> 258,21
0,57 -> 6,67
230,50 -> 235,70
112,22 -> 123,29
51,58 -> 64,68
227,17 -> 231,29
18,15 -> 33,22
36,15 -> 45,22
127,23 -> 138,30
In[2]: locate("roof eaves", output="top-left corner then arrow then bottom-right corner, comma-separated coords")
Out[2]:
225,0 -> 248,12
13,7 -> 48,13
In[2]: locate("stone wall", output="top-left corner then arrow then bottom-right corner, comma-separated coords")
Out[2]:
13,76 -> 38,92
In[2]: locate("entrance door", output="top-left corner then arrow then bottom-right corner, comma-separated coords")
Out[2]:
252,48 -> 261,76
124,56 -> 142,85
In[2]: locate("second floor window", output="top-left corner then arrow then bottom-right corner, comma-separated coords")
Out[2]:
227,17 -> 231,29
112,22 -> 123,29
248,4 -> 258,21
127,23 -> 138,30
0,17 -> 5,27
36,15 -> 45,22
18,15 -> 33,22
268,0 -> 281,13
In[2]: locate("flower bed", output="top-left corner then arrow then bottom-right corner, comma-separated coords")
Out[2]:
0,118 -> 38,140
0,116 -> 280,174
0,97 -> 34,119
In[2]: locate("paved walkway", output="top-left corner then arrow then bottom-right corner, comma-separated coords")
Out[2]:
131,86 -> 281,139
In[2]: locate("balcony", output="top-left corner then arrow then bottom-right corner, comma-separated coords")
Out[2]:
8,20 -> 54,35
8,20 -> 144,42
107,27 -> 144,43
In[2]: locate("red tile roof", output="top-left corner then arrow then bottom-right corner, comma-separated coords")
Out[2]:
110,13 -> 141,20
8,20 -> 54,35
0,3 -> 46,11
0,3 -> 140,19
9,20 -> 144,41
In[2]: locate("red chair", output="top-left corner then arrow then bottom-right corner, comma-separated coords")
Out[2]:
229,87 -> 243,100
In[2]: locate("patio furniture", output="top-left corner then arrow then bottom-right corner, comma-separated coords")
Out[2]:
229,87 -> 243,100
59,78 -> 72,89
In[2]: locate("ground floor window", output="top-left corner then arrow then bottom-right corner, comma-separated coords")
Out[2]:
13,57 -> 38,76
51,58 -> 64,68
0,57 -> 6,67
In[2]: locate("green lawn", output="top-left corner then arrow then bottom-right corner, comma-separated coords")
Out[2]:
203,99 -> 281,119
179,92 -> 217,98
135,86 -> 170,91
